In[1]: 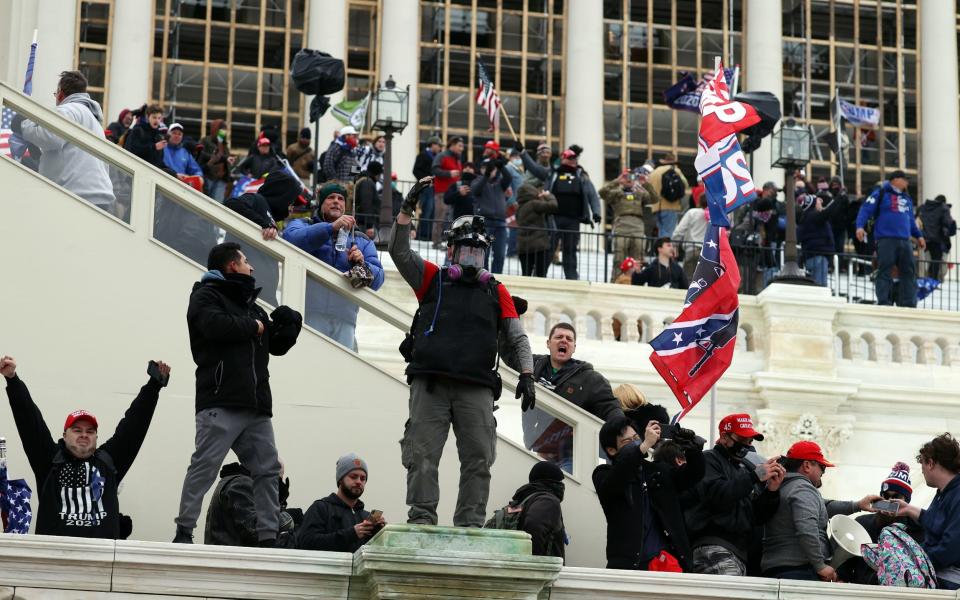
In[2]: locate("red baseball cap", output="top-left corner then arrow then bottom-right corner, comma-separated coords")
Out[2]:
257,136 -> 271,146
560,148 -> 577,160
718,413 -> 764,441
786,440 -> 835,468
620,257 -> 637,272
484,140 -> 500,151
64,410 -> 98,431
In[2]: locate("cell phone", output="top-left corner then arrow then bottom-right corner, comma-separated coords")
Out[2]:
872,500 -> 900,515
147,360 -> 169,387
368,509 -> 383,522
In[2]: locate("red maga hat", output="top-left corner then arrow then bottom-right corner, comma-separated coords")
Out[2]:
786,440 -> 835,468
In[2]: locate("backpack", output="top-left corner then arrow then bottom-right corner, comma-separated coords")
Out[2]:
862,522 -> 937,588
483,491 -> 549,531
660,167 -> 686,202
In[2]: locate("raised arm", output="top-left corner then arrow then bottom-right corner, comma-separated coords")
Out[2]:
2,356 -> 58,482
100,361 -> 169,480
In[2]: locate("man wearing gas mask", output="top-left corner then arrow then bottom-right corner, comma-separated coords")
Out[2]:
388,177 -> 536,528
683,413 -> 785,576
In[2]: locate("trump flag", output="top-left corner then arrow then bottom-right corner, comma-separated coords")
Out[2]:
649,224 -> 740,419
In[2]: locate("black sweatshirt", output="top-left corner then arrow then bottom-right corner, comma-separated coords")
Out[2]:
5,374 -> 161,538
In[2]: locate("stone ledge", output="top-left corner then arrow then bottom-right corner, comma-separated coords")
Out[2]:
0,534 -> 115,592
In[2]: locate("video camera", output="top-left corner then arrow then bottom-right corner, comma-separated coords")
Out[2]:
658,423 -> 706,449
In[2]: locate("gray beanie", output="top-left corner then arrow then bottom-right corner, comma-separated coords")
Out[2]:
336,453 -> 368,483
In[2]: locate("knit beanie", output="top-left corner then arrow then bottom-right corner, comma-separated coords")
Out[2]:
880,462 -> 913,502
528,461 -> 564,483
335,453 -> 368,484
318,182 -> 348,202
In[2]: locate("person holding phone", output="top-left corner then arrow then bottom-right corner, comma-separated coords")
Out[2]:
1,354 -> 170,539
295,453 -> 385,552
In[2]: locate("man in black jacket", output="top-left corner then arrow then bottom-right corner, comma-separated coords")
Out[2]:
594,415 -> 705,571
123,104 -> 167,170
509,322 -> 624,472
174,242 -> 302,546
203,462 -> 297,547
684,413 -> 784,576
296,453 -> 385,552
632,238 -> 688,289
499,461 -> 567,560
412,136 -> 442,241
1,355 -> 170,538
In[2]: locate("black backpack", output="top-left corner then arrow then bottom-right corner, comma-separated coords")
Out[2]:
660,167 -> 686,202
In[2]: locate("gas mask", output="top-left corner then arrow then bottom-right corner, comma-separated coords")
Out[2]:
449,244 -> 490,283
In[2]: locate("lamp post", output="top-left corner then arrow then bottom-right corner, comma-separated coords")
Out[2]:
371,75 -> 410,247
770,119 -> 814,284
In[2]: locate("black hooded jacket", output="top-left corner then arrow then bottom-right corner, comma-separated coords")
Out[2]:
5,374 -> 161,538
593,441 -> 705,570
186,271 -> 302,416
124,120 -> 165,169
510,480 -> 566,559
295,493 -> 374,552
223,168 -> 300,229
204,463 -> 258,546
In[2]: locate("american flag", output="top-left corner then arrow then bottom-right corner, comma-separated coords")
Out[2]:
0,107 -> 14,158
0,464 -> 33,534
1,37 -> 38,160
476,60 -> 501,131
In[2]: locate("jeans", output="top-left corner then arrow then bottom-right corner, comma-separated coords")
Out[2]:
417,187 -> 435,241
484,219 -> 507,274
506,225 -> 518,256
554,215 -> 581,280
876,237 -> 917,307
657,210 -> 680,238
927,240 -> 945,279
805,254 -> 829,287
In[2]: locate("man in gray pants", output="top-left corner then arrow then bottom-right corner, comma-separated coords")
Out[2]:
174,242 -> 302,545
389,178 -> 537,527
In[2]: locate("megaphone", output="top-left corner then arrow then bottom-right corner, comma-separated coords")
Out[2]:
827,514 -> 872,568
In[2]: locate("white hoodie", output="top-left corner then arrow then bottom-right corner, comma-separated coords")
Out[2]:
19,93 -> 116,213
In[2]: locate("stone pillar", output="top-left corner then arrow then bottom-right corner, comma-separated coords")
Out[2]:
379,0 -> 420,182
306,0 -> 347,148
563,0 -> 604,182
30,0 -> 77,104
108,0 -> 152,121
351,524 -> 562,599
744,0 -> 783,188
920,0 -> 960,255
0,0 -> 34,87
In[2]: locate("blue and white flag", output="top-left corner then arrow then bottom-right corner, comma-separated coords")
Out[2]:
0,464 -> 33,534
836,97 -> 880,129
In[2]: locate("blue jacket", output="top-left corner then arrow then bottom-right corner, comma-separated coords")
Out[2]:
282,219 -> 385,323
919,475 -> 960,571
855,182 -> 923,240
163,143 -> 203,176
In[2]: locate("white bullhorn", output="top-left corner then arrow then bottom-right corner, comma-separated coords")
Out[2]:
827,514 -> 872,568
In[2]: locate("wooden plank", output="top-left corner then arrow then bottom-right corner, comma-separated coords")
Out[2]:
160,0 -> 171,106
255,0 -> 266,137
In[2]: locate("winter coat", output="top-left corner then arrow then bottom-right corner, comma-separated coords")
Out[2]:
353,175 -> 381,231
470,171 -> 511,221
321,138 -> 359,182
632,261 -> 688,289
186,271 -> 302,417
593,441 -> 705,570
683,444 -> 780,561
599,180 -> 649,221
235,152 -> 281,179
919,474 -> 960,572
204,463 -> 259,546
510,480 -> 566,559
516,185 -> 558,254
519,355 -> 624,448
520,152 -> 601,223
673,208 -> 710,247
5,374 -> 161,538
282,220 -> 385,324
761,472 -> 858,573
855,182 -> 923,241
432,149 -> 463,195
798,193 -> 845,258
919,198 -> 956,246
285,141 -> 315,179
105,110 -> 129,143
296,493 -> 373,552
18,92 -> 117,211
443,176 -> 476,220
199,119 -> 231,182
649,164 -> 689,213
123,119 -> 166,169
163,143 -> 203,176
413,148 -> 436,180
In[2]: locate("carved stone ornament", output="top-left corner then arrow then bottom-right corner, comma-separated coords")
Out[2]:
755,411 -> 854,457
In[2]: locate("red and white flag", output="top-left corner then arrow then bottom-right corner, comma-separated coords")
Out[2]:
476,60 -> 500,131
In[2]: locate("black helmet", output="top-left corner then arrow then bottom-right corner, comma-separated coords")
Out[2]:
445,215 -> 490,249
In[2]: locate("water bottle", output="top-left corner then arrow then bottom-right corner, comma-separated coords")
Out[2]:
335,228 -> 349,252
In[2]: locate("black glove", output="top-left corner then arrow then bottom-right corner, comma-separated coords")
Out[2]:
569,144 -> 584,157
10,113 -> 25,135
513,141 -> 525,154
516,373 -> 536,412
401,176 -> 434,216
270,305 -> 299,326
593,213 -> 602,224
278,476 -> 290,508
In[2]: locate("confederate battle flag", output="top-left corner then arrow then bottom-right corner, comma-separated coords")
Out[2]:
649,224 -> 740,418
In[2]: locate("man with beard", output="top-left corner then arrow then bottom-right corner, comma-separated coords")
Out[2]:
761,441 -> 880,581
296,453 -> 385,552
2,355 -> 170,538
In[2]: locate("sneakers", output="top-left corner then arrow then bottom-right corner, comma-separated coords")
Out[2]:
172,525 -> 194,544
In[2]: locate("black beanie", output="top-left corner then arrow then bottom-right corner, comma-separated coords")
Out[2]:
529,461 -> 564,483
367,161 -> 384,177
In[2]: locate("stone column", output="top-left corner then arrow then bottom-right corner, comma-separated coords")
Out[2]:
379,0 -> 420,181
107,0 -> 152,121
305,0 -> 347,148
920,0 -> 960,256
563,0 -> 604,183
744,0 -> 783,188
30,0 -> 77,104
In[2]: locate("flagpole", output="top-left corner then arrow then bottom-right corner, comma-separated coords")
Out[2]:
709,387 -> 717,443
835,87 -> 843,183
497,103 -> 518,141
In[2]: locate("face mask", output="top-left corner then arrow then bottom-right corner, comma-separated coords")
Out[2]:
217,129 -> 227,141
345,136 -> 358,148
511,158 -> 522,167
730,441 -> 752,459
